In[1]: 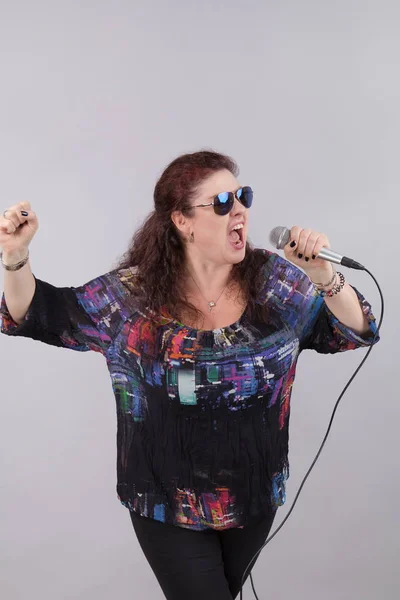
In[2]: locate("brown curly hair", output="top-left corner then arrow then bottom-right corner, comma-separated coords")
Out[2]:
114,150 -> 270,326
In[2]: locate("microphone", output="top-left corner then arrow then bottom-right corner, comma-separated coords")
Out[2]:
269,226 -> 365,271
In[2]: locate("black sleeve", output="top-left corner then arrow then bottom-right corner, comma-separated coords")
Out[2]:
1,269 -> 136,355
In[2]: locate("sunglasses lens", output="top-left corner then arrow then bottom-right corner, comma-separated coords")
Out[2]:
240,186 -> 253,208
212,187 -> 253,215
214,192 -> 233,215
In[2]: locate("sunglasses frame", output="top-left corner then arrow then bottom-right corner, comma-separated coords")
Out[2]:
192,186 -> 253,215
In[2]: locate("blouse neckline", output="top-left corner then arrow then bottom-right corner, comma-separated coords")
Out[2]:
162,305 -> 249,334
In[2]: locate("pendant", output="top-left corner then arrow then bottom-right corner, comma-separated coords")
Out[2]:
208,301 -> 216,312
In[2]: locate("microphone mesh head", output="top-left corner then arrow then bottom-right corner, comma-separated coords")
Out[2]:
269,226 -> 290,249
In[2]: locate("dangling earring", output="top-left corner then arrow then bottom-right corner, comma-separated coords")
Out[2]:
188,231 -> 194,243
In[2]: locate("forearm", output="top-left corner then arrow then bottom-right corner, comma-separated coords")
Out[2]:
323,281 -> 370,336
1,250 -> 36,325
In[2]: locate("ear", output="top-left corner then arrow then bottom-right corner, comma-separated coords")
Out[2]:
171,210 -> 190,236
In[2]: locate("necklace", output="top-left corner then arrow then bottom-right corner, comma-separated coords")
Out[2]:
189,273 -> 229,312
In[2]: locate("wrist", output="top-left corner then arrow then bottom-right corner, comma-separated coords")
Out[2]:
0,249 -> 29,266
0,250 -> 29,271
319,272 -> 338,291
307,264 -> 335,287
316,271 -> 346,298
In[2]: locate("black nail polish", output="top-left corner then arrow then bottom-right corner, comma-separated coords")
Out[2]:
290,241 -> 296,248
298,253 -> 303,259
312,254 -> 316,260
305,256 -> 309,262
21,211 -> 28,216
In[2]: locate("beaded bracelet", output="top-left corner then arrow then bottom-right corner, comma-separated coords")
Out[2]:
315,271 -> 346,297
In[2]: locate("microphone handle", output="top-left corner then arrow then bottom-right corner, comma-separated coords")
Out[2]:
317,248 -> 365,271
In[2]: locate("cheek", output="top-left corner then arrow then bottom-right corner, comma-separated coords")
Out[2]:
198,219 -> 227,244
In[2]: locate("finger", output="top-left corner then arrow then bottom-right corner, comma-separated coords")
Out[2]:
303,232 -> 322,260
295,228 -> 313,259
0,209 -> 37,237
0,219 -> 17,234
310,234 -> 330,259
3,202 -> 32,221
287,225 -> 302,252
2,209 -> 23,230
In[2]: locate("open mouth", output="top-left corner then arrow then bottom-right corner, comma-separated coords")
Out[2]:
228,223 -> 245,249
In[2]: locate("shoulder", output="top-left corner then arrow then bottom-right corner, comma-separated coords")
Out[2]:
95,266 -> 140,291
112,266 -> 140,293
72,266 -> 141,320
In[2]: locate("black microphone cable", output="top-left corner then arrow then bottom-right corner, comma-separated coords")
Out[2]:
239,266 -> 384,599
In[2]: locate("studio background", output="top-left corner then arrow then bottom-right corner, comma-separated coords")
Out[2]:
0,2 -> 396,599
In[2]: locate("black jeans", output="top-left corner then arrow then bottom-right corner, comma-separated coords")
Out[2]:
129,507 -> 277,599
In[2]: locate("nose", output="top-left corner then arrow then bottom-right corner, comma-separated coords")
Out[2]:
231,195 -> 246,215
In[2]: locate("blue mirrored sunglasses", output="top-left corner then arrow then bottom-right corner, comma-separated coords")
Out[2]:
192,186 -> 253,216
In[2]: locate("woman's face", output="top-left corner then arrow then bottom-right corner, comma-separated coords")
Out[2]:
178,169 -> 250,267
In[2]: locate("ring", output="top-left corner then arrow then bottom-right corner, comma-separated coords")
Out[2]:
3,210 -> 10,219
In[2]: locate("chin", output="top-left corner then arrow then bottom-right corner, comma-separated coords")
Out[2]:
227,245 -> 246,264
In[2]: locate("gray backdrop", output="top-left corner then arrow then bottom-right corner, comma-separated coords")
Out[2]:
0,2 -> 397,599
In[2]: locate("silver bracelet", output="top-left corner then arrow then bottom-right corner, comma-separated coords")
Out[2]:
310,264 -> 337,288
314,271 -> 346,297
0,250 -> 30,271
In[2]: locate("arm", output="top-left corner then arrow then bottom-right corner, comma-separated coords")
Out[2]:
1,250 -> 35,325
1,256 -> 136,355
258,251 -> 379,354
279,226 -> 379,350
322,281 -> 371,337
0,204 -> 134,354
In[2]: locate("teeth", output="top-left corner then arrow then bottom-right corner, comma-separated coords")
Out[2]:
231,223 -> 244,231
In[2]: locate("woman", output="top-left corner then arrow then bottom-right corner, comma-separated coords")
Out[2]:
0,150 -> 379,599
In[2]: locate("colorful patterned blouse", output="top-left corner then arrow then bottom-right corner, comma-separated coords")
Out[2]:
0,250 -> 379,531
